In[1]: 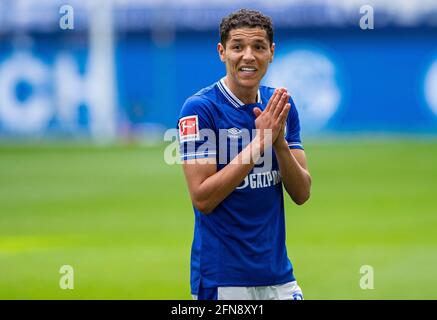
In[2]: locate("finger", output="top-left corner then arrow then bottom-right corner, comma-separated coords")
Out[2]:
269,88 -> 285,115
265,89 -> 279,113
253,107 -> 262,118
277,87 -> 288,96
278,103 -> 291,125
273,92 -> 289,118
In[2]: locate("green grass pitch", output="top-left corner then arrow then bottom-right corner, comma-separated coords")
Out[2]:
0,139 -> 436,299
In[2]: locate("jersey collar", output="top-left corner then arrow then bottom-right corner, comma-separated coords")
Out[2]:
218,77 -> 262,108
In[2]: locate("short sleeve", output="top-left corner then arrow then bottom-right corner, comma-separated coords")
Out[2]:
285,97 -> 304,150
177,96 -> 217,161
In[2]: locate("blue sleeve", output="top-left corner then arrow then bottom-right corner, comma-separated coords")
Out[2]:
177,96 -> 217,161
285,97 -> 304,150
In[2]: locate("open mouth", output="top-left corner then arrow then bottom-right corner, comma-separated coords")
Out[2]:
239,66 -> 257,75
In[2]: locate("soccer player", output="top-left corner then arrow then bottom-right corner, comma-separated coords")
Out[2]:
177,9 -> 311,300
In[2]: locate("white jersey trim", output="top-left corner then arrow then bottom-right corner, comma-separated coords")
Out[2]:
219,77 -> 262,107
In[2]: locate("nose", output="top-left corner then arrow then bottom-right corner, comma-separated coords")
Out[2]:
242,47 -> 255,62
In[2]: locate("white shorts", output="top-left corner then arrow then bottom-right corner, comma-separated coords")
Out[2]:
192,281 -> 304,300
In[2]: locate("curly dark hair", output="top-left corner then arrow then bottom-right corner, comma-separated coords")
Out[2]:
219,9 -> 274,47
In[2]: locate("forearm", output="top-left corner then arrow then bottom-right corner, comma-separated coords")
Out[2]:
274,140 -> 311,205
195,136 -> 264,213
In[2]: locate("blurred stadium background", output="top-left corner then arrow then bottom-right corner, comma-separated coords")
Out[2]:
1,0 -> 437,299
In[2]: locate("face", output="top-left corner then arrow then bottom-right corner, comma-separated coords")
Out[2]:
218,27 -> 275,91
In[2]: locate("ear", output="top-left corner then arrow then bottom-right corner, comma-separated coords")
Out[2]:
269,42 -> 275,63
217,43 -> 226,63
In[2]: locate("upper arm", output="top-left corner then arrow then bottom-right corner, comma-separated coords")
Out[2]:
285,97 -> 309,173
178,96 -> 217,204
285,97 -> 304,150
182,159 -> 217,203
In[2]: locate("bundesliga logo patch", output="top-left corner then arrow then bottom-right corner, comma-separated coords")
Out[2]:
179,115 -> 199,142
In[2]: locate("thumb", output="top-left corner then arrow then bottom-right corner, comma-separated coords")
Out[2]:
253,107 -> 262,118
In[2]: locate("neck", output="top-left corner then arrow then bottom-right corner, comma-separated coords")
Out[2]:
224,77 -> 258,105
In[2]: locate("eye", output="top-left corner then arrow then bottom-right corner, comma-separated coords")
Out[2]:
255,45 -> 266,50
233,45 -> 241,50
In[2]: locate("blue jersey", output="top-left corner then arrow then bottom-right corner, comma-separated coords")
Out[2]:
178,78 -> 304,295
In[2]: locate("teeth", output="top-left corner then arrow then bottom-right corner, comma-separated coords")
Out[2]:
241,67 -> 256,71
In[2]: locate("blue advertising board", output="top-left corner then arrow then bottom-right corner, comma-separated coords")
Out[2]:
0,27 -> 436,140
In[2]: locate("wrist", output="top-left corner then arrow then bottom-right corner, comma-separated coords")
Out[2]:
252,134 -> 264,154
273,137 -> 288,151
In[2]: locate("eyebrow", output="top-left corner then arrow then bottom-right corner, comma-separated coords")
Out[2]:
229,38 -> 268,44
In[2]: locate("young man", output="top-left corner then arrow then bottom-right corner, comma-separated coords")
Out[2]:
178,9 -> 311,300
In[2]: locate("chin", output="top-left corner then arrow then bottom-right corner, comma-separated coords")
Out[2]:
238,77 -> 260,88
